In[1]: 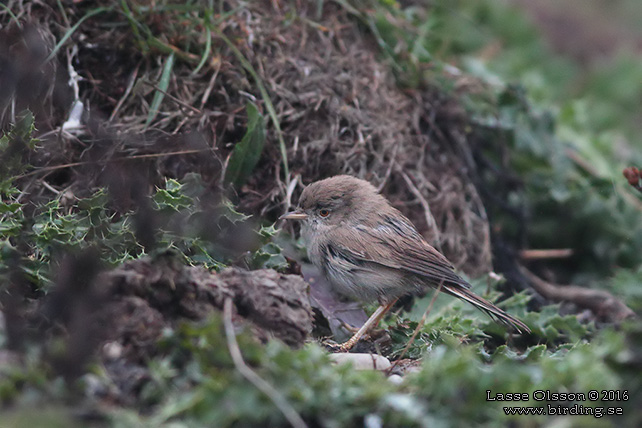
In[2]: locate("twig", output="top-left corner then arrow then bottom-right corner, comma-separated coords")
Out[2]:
41,180 -> 61,195
565,148 -> 600,177
16,148 -> 213,179
519,265 -> 635,323
284,174 -> 300,214
142,80 -> 203,114
223,299 -> 307,428
520,249 -> 573,260
199,61 -> 221,110
110,62 -> 140,121
399,170 -> 440,246
376,142 -> 399,193
388,281 -> 443,373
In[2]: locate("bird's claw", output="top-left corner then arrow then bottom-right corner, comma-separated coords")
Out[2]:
322,339 -> 356,353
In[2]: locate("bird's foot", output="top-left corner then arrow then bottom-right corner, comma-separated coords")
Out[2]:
322,341 -> 345,352
322,337 -> 359,353
337,336 -> 360,352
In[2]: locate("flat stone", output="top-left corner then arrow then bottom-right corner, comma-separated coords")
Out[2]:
328,353 -> 391,370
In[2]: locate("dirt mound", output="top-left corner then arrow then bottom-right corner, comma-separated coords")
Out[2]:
37,251 -> 311,404
1,1 -> 491,275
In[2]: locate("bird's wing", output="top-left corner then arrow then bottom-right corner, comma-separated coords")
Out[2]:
324,219 -> 531,333
326,218 -> 470,289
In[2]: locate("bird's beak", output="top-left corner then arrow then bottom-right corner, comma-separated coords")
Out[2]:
280,210 -> 308,220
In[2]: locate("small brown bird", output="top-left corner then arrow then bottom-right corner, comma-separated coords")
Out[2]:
281,175 -> 530,350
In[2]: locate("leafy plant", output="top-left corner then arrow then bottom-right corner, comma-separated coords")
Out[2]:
224,102 -> 266,188
0,110 -> 37,188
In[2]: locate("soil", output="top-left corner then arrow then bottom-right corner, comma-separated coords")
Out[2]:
39,251 -> 312,404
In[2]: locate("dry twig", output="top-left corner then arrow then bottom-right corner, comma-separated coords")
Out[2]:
17,148 -> 214,178
519,265 -> 635,323
223,298 -> 307,428
388,280 -> 444,373
520,249 -> 573,260
399,170 -> 440,246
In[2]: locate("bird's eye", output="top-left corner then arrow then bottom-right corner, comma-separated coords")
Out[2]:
318,209 -> 330,217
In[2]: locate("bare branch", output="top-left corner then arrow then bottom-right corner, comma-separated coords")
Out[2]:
223,299 -> 307,428
520,266 -> 635,323
520,249 -> 573,260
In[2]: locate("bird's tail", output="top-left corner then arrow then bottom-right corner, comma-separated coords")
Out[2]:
442,284 -> 531,334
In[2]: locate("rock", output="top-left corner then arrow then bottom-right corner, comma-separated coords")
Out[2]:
328,353 -> 391,370
387,374 -> 404,385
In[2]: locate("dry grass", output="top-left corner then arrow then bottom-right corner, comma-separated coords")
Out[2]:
0,0 -> 492,274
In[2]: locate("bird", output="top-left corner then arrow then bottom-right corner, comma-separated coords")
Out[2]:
280,175 -> 530,351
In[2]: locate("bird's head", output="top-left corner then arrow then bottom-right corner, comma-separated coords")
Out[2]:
280,175 -> 389,227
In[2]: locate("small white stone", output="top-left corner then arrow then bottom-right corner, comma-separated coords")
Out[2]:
364,413 -> 383,428
328,353 -> 391,370
387,374 -> 404,385
103,341 -> 123,360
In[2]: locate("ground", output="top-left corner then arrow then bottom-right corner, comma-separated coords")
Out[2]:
1,1 -> 641,427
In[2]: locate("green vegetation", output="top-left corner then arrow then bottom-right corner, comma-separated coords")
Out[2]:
1,0 -> 641,427
368,0 -> 642,282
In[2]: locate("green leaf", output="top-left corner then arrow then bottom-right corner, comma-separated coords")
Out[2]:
145,52 -> 175,129
220,199 -> 251,223
0,202 -> 22,214
153,179 -> 193,211
0,219 -> 21,235
249,242 -> 288,270
0,110 -> 37,151
224,102 -> 266,188
215,30 -> 289,183
44,7 -> 111,63
257,224 -> 279,240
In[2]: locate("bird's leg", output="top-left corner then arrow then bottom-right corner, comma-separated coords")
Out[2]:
338,298 -> 398,352
341,322 -> 360,334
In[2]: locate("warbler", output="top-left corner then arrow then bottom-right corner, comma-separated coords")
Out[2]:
281,175 -> 529,350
